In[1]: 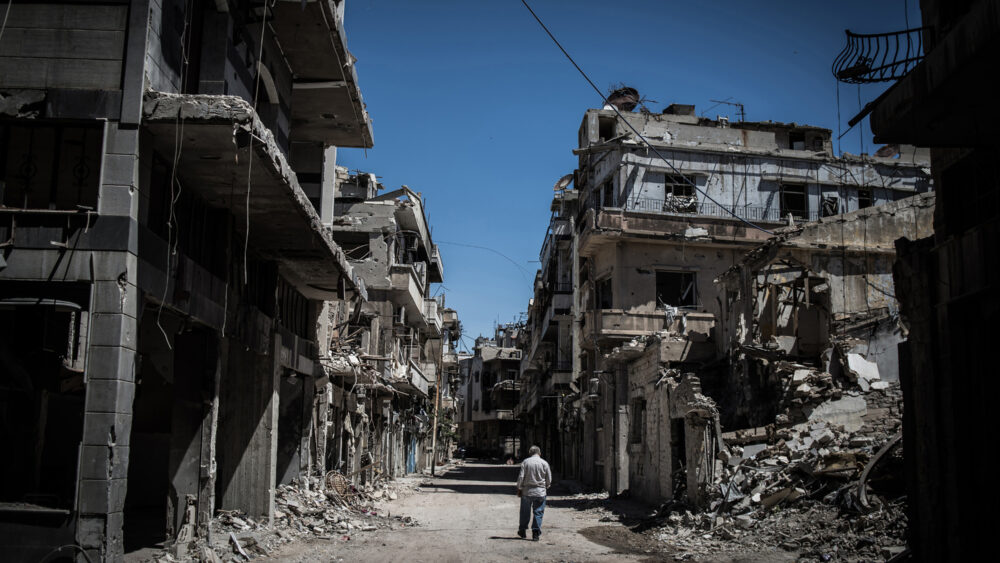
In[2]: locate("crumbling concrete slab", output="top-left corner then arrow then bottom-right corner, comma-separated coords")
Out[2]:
805,395 -> 867,432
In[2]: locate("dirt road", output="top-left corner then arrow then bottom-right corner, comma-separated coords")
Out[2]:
261,461 -> 659,562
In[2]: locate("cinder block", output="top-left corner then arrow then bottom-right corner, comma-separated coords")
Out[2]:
98,184 -> 138,217
81,412 -> 132,447
102,153 -> 137,186
86,346 -> 136,382
85,379 -> 135,414
90,313 -> 137,349
92,279 -> 139,317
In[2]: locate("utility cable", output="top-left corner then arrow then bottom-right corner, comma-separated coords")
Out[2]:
436,240 -> 531,280
245,2 -> 274,284
519,0 -> 773,235
0,0 -> 12,44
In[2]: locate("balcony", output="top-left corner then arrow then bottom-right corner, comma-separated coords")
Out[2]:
390,264 -> 426,326
442,308 -> 460,332
424,298 -> 443,336
271,0 -> 373,147
833,27 -> 927,84
582,309 -> 715,343
141,92 -> 357,298
540,292 -> 572,341
602,194 -> 793,223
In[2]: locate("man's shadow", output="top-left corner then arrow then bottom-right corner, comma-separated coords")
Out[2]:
488,536 -> 528,541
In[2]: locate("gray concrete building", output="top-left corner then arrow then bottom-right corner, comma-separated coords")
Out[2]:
0,1 -> 428,560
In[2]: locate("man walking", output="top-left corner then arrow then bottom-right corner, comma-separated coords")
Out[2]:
516,445 -> 552,541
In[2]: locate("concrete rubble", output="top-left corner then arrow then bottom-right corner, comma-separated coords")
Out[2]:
149,478 -> 419,562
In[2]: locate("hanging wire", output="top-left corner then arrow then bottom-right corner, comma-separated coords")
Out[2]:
244,1 -> 275,284
519,0 -> 773,235
0,0 -> 12,43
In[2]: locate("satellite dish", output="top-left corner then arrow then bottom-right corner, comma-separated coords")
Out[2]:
553,173 -> 573,192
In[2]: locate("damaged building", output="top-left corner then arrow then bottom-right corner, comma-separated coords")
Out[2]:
457,323 -> 523,459
839,0 -> 1000,559
517,97 -> 933,508
0,1 -> 461,561
323,171 -> 460,479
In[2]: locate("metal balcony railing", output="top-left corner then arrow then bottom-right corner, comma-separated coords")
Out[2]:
833,27 -> 929,84
624,196 -> 798,223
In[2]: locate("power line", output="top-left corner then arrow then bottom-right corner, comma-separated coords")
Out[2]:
436,240 -> 531,280
0,0 -> 12,44
518,0 -> 773,235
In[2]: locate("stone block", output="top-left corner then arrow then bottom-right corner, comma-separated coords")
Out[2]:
104,125 -> 139,156
79,445 -> 129,480
85,379 -> 135,413
78,478 -> 129,515
90,313 -> 137,349
92,279 -> 139,317
98,184 -> 138,217
77,514 -> 106,547
82,412 -> 132,446
91,251 -> 137,282
102,153 -> 137,186
78,479 -> 110,515
86,346 -> 136,381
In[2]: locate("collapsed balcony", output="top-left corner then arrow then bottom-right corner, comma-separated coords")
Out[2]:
142,91 -> 359,299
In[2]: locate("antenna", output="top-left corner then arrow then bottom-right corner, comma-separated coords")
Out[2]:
707,98 -> 746,122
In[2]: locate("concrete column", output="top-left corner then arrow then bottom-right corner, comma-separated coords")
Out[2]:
320,146 -> 338,225
215,334 -> 281,523
77,118 -> 142,562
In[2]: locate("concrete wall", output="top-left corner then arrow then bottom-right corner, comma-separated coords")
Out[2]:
0,3 -> 127,91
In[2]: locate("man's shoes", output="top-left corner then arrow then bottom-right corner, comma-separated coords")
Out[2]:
517,529 -> 526,539
532,533 -> 541,541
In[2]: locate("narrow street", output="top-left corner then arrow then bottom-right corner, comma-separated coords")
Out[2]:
261,462 -> 654,563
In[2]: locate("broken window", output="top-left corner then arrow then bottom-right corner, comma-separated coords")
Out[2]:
857,188 -> 873,209
787,131 -> 806,150
596,277 -> 613,309
0,122 -> 102,210
598,180 -> 615,208
656,271 -> 697,308
629,399 -> 646,444
662,174 -> 697,213
780,183 -> 808,220
665,174 -> 695,198
598,116 -> 615,141
821,196 -> 840,217
0,283 -> 89,511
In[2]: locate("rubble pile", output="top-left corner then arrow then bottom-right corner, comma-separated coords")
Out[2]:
653,384 -> 906,562
152,477 -> 416,562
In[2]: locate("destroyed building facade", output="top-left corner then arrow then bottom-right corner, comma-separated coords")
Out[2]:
517,101 -> 933,507
457,323 -> 523,458
0,1 -> 460,561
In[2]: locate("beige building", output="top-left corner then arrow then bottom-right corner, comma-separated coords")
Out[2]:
519,101 -> 932,500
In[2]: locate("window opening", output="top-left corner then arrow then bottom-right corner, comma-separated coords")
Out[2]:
857,188 -> 873,209
780,183 -> 808,220
656,271 -> 697,307
596,277 -> 613,309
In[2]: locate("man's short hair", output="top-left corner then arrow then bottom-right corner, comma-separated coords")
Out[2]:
528,445 -> 541,456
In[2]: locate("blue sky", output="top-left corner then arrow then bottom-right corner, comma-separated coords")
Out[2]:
337,0 -> 920,346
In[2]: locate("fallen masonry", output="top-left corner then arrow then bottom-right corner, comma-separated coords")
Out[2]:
148,477 -> 418,562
